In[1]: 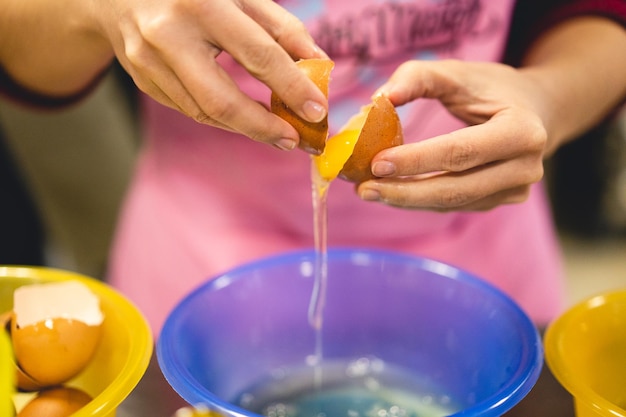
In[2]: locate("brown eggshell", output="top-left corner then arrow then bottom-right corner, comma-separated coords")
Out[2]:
271,58 -> 334,154
339,95 -> 403,183
16,365 -> 47,392
11,315 -> 101,388
17,386 -> 92,417
1,311 -> 43,392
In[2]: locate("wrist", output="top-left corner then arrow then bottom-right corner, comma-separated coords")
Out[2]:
520,16 -> 626,155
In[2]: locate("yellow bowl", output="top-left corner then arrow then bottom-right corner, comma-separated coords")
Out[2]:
544,289 -> 626,417
1,329 -> 14,416
0,266 -> 153,417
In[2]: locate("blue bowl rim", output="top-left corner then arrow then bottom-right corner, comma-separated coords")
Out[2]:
157,247 -> 543,417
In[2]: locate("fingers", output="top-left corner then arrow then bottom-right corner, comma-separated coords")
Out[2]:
375,60 -> 525,126
163,40 -> 303,146
357,158 -> 542,211
110,0 -> 328,149
374,60 -> 465,106
199,0 -> 329,124
360,60 -> 554,212
241,0 -> 328,60
116,25 -> 252,135
356,111 -> 547,211
371,110 -> 546,177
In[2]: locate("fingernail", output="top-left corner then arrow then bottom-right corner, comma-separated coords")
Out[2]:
360,188 -> 381,201
372,88 -> 386,99
301,144 -> 322,155
372,83 -> 394,99
372,161 -> 396,176
274,137 -> 297,151
312,44 -> 329,59
302,100 -> 327,123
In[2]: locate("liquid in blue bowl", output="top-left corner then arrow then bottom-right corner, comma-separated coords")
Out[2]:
158,249 -> 542,417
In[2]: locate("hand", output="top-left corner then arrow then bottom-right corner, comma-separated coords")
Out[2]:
357,16 -> 626,212
94,0 -> 328,150
357,60 -> 550,211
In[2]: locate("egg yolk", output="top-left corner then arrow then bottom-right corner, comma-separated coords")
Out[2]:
313,129 -> 360,181
312,104 -> 371,182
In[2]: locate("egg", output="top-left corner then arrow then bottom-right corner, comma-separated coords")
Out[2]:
272,59 -> 403,183
336,95 -> 403,182
10,281 -> 104,390
314,95 -> 404,183
11,317 -> 101,389
17,386 -> 92,417
0,310 -> 41,392
271,58 -> 334,154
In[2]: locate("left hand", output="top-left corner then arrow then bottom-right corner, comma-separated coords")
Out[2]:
357,60 -> 551,212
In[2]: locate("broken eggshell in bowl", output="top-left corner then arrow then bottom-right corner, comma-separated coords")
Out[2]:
5,281 -> 104,391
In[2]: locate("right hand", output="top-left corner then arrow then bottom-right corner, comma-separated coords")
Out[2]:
93,0 -> 328,150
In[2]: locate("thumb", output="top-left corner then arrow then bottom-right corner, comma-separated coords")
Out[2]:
374,60 -> 464,106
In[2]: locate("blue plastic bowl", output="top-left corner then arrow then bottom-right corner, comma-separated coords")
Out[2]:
158,249 -> 542,417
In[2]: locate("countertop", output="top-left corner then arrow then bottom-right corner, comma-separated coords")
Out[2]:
118,345 -> 576,417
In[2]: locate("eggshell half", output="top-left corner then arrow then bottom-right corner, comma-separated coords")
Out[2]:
271,59 -> 334,154
11,317 -> 101,387
10,281 -> 103,389
339,95 -> 404,183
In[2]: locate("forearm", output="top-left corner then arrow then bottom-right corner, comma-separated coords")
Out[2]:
0,0 -> 114,98
520,16 -> 626,156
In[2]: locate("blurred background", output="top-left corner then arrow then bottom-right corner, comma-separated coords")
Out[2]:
0,65 -> 139,279
0,64 -> 624,309
548,105 -> 626,306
